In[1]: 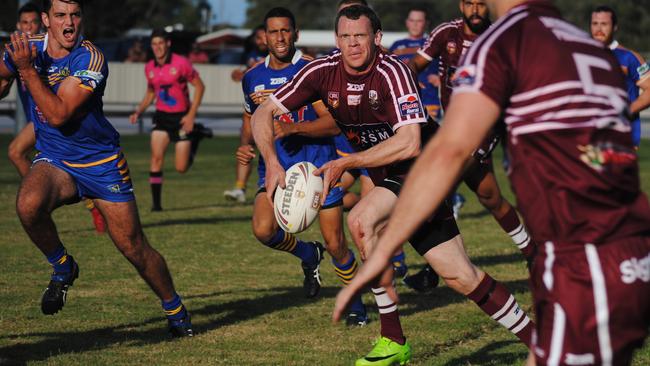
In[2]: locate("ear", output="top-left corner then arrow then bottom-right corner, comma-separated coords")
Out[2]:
41,12 -> 49,29
335,33 -> 340,49
295,28 -> 300,43
374,30 -> 382,47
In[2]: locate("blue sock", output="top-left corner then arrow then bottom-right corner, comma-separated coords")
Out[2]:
162,293 -> 187,321
391,251 -> 408,278
264,228 -> 316,264
333,252 -> 365,315
46,245 -> 72,274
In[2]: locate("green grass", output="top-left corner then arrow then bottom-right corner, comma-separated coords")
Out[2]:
0,134 -> 648,365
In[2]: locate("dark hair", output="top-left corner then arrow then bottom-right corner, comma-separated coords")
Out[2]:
150,28 -> 171,41
337,0 -> 368,9
408,6 -> 428,20
264,7 -> 296,31
335,5 -> 382,34
593,5 -> 617,27
42,0 -> 83,13
19,2 -> 41,17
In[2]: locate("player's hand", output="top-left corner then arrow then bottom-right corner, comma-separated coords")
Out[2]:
313,159 -> 346,205
5,32 -> 36,71
273,120 -> 294,140
427,74 -> 441,87
265,160 -> 286,204
231,68 -> 245,82
180,114 -> 195,134
236,144 -> 256,165
128,112 -> 140,124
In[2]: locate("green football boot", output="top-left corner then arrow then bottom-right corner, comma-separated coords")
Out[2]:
356,336 -> 412,366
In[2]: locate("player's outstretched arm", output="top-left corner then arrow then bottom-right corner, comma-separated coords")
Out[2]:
273,100 -> 340,139
251,97 -> 286,201
130,87 -> 155,124
333,91 -> 500,319
631,74 -> 650,114
6,32 -> 91,126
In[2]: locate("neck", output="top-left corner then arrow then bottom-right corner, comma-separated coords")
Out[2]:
46,33 -> 73,58
343,51 -> 377,76
408,33 -> 423,40
268,49 -> 296,70
462,23 -> 478,37
156,53 -> 169,65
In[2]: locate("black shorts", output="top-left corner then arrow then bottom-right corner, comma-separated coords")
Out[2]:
152,111 -> 190,142
378,176 -> 460,256
255,187 -> 343,210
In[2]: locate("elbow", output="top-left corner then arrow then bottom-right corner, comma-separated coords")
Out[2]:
46,111 -> 71,127
403,140 -> 421,160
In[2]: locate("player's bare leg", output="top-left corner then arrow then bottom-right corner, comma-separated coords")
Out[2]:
225,116 -> 253,203
149,131 -> 170,211
348,187 -> 409,348
251,191 -> 324,298
8,122 -> 35,177
422,234 -> 534,347
319,205 -> 368,325
174,140 -> 192,173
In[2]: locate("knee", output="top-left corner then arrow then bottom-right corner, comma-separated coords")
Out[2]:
477,189 -> 502,211
16,191 -> 45,224
176,166 -> 189,174
252,219 -> 275,244
325,236 -> 348,262
443,266 -> 483,296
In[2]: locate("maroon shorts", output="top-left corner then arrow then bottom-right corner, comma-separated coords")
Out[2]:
530,237 -> 650,365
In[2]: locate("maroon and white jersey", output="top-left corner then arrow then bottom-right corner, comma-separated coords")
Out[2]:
453,1 -> 650,247
270,51 -> 428,184
418,18 -> 477,110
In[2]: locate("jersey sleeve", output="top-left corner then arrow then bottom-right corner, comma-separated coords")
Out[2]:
70,45 -> 107,92
452,31 -> 515,108
381,58 -> 428,131
269,60 -> 321,114
2,50 -> 17,75
241,73 -> 253,115
182,57 -> 198,82
417,24 -> 447,61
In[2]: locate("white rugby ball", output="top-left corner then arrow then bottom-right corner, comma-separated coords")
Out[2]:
274,161 -> 323,233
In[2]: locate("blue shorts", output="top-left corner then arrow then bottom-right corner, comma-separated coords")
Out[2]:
33,151 -> 135,202
334,134 -> 369,178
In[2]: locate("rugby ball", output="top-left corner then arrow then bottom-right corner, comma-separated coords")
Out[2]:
274,162 -> 323,233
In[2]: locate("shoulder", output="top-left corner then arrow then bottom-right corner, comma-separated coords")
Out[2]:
376,53 -> 416,84
243,59 -> 266,78
428,18 -> 463,40
616,45 -> 646,66
74,40 -> 106,70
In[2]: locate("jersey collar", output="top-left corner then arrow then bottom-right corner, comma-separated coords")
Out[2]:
608,40 -> 619,50
43,32 -> 83,55
264,49 -> 303,67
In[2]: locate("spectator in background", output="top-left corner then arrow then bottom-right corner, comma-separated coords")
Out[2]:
230,25 -> 268,82
188,42 -> 209,64
124,39 -> 147,63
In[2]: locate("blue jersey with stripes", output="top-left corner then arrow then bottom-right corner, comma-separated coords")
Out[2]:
610,40 -> 649,146
242,51 -> 337,183
3,34 -> 120,164
390,37 -> 440,109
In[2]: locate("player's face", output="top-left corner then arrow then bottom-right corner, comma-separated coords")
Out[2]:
254,29 -> 268,52
265,17 -> 297,63
150,36 -> 171,60
405,10 -> 427,38
17,11 -> 40,35
42,0 -> 82,50
590,12 -> 615,45
336,15 -> 381,74
460,0 -> 490,34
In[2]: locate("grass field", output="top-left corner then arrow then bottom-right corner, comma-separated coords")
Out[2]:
0,134 -> 648,366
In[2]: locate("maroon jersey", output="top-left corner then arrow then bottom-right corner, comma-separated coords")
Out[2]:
453,1 -> 650,247
270,51 -> 428,184
418,18 -> 477,110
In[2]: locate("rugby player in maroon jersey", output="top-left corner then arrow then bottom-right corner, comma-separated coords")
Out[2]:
405,0 -> 536,287
334,1 -> 650,365
251,5 -> 534,365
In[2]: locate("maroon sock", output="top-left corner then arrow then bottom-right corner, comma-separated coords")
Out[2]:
496,207 -> 535,259
467,274 -> 534,348
372,287 -> 405,345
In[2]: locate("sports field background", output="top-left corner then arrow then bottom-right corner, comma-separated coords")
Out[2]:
0,134 -> 648,365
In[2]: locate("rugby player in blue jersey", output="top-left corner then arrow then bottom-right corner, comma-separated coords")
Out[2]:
0,0 -> 192,337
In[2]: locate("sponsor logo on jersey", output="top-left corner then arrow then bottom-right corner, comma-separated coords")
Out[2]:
270,77 -> 287,85
578,142 -> 636,172
565,353 -> 595,365
348,94 -> 362,106
254,84 -> 265,92
328,91 -> 340,109
446,41 -> 457,55
397,93 -> 422,116
347,82 -> 365,91
148,71 -> 155,79
638,63 -> 650,78
369,90 -> 379,110
620,252 -> 650,284
107,184 -> 121,193
451,65 -> 476,87
169,67 -> 177,75
73,70 -> 105,83
342,124 -> 392,149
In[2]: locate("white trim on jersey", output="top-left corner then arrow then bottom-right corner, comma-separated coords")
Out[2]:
379,55 -> 428,127
543,241 -> 555,291
419,20 -> 460,62
548,303 -> 567,366
507,95 -> 613,116
585,244 -> 613,366
274,60 -> 339,106
268,94 -> 290,115
509,81 -> 627,104
508,107 -> 621,125
417,49 -> 433,61
510,118 -> 630,138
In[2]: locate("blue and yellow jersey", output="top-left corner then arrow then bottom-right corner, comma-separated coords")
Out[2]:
610,40 -> 650,146
389,37 -> 440,110
3,33 -> 121,165
242,50 -> 337,173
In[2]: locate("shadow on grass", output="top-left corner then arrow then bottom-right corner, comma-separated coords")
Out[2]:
141,216 -> 252,229
443,340 -> 528,365
0,286 -> 332,365
159,203 -> 253,212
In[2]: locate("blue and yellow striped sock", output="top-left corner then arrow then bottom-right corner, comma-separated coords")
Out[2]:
391,251 -> 408,278
333,252 -> 365,314
162,293 -> 187,321
46,245 -> 72,274
264,228 -> 316,264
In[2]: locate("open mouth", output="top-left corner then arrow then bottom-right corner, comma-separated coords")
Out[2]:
63,28 -> 75,41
